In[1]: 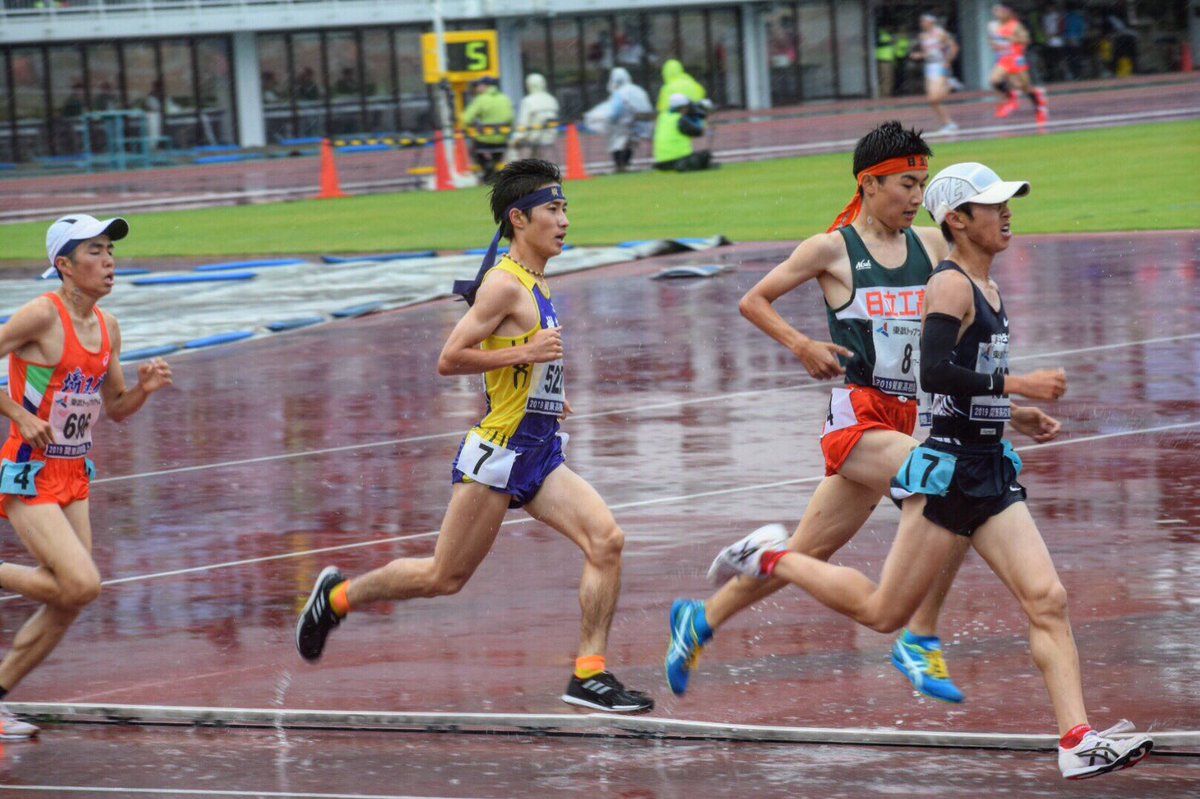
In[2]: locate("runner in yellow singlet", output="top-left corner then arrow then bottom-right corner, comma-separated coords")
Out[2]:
297,159 -> 653,713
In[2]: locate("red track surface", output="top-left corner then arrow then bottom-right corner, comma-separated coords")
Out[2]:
0,233 -> 1197,795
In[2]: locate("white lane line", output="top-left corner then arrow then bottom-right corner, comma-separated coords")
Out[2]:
0,788 -> 480,799
0,418 -> 1190,601
95,332 -> 1200,486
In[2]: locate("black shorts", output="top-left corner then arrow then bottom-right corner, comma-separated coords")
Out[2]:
890,439 -> 1026,537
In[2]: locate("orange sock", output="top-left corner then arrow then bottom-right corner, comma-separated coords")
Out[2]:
574,655 -> 606,679
329,581 -> 351,617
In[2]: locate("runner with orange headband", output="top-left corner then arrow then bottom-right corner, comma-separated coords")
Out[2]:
667,121 -> 968,705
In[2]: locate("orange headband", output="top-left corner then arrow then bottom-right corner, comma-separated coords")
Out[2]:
827,155 -> 930,233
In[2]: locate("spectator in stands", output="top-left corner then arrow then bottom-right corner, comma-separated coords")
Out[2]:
1063,5 -> 1088,78
142,79 -> 181,150
653,93 -> 714,173
295,67 -> 321,101
61,82 -> 85,119
461,76 -> 514,183
509,73 -> 560,161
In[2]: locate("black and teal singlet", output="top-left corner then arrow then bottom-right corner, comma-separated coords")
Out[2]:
826,226 -> 934,398
928,261 -> 1011,445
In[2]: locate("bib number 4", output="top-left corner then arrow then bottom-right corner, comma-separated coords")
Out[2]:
0,459 -> 45,497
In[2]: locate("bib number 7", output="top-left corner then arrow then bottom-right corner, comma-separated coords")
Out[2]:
454,432 -> 517,489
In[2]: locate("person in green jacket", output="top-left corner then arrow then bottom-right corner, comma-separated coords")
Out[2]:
461,77 -> 515,183
653,93 -> 713,172
656,59 -> 707,112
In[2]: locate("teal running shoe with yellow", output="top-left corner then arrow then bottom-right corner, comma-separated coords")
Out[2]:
665,599 -> 712,696
891,628 -> 965,704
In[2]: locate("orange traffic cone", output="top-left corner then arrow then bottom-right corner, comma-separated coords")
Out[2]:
433,131 -> 456,192
314,138 -> 348,199
454,131 -> 472,176
564,123 -> 591,181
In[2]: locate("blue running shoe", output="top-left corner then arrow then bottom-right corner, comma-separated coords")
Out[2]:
891,629 -> 965,704
665,599 -> 711,696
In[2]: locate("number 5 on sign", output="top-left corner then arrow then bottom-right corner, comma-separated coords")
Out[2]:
421,30 -> 500,84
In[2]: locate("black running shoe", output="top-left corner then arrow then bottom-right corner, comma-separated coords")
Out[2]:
562,671 -> 654,713
295,566 -> 344,662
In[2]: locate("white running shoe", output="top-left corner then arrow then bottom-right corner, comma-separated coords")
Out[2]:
1058,720 -> 1153,779
934,122 -> 959,135
0,705 -> 39,740
707,523 -> 790,585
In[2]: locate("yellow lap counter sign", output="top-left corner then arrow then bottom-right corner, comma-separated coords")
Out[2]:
421,30 -> 499,83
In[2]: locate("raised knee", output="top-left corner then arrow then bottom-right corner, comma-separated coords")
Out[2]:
60,572 -> 101,608
429,570 -> 471,597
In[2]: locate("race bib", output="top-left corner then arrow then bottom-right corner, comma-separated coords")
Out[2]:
46,391 -> 103,459
894,446 -> 957,497
526,359 -> 565,416
969,338 -> 1010,423
455,431 -> 517,489
871,318 -> 921,397
0,459 -> 44,497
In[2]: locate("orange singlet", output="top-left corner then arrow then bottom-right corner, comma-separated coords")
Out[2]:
996,19 -> 1029,74
0,293 -> 111,515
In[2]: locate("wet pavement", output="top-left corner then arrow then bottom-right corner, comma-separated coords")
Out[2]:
0,232 -> 1197,795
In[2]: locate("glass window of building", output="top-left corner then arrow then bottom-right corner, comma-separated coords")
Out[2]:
549,16 -> 583,120
196,37 -> 236,147
326,30 -> 362,135
361,29 -> 395,133
582,15 -> 615,111
766,4 -> 801,105
158,39 -> 194,150
9,47 -> 46,160
614,14 -> 652,91
291,32 -> 325,137
798,2 -> 835,100
48,44 -> 84,156
836,1 -> 868,97
394,27 -> 431,133
710,8 -> 743,108
258,33 -> 292,141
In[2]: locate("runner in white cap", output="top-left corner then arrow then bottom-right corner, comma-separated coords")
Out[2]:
709,163 -> 1153,779
0,214 -> 172,739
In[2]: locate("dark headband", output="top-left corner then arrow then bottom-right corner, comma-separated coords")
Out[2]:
452,185 -> 566,305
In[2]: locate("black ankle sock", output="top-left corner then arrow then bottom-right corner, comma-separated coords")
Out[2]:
0,687 -> 8,701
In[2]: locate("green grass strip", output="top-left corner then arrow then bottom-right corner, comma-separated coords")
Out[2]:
2,120 -> 1196,263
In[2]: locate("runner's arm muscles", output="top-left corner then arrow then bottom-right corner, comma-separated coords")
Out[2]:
0,301 -> 55,424
438,274 -> 543,376
920,269 -> 1000,395
738,233 -> 840,354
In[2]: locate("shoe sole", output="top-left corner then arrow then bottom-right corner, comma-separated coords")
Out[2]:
295,565 -> 341,661
561,694 -> 654,714
890,651 -> 964,704
0,731 -> 38,740
1065,739 -> 1153,780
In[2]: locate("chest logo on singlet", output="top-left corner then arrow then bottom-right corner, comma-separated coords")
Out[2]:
854,259 -> 872,271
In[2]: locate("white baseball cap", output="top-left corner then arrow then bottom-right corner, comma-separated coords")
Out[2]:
923,163 -> 1030,224
43,213 -> 129,279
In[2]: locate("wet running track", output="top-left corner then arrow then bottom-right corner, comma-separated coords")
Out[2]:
0,233 -> 1198,796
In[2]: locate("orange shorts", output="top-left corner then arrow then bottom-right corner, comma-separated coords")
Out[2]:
0,440 -> 91,518
819,385 -> 918,476
998,54 -> 1028,74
